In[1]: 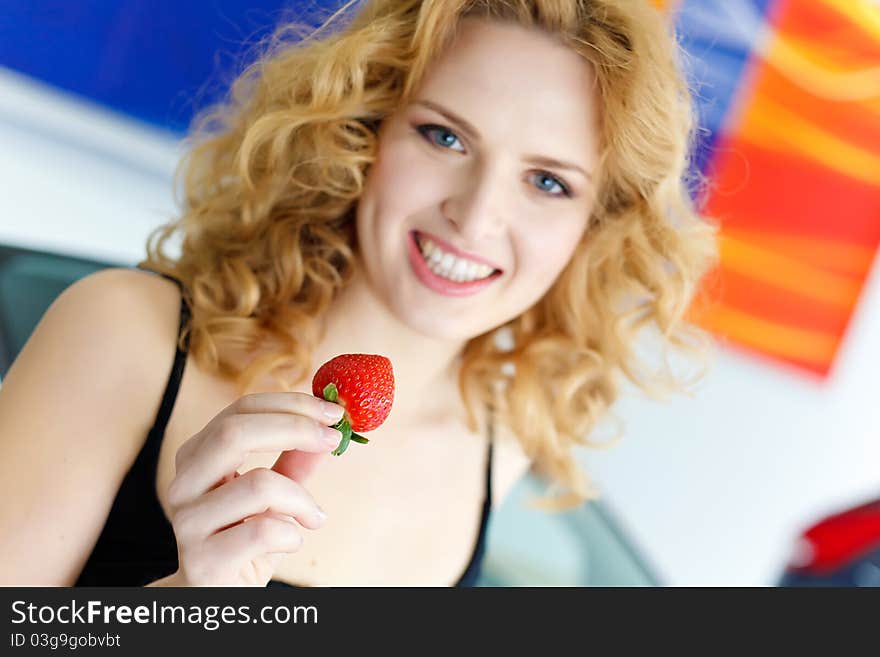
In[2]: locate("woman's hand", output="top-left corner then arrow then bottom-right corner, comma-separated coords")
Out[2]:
161,392 -> 344,587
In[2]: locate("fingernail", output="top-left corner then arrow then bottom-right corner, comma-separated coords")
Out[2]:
315,508 -> 327,524
323,426 -> 341,447
322,402 -> 344,421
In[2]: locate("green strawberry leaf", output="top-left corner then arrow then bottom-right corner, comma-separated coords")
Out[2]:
350,433 -> 369,444
322,382 -> 339,403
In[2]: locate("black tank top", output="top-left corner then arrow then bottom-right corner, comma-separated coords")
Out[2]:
75,268 -> 494,587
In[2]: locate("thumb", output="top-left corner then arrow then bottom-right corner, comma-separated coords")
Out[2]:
271,449 -> 328,482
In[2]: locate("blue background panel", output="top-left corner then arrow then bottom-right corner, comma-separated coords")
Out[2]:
2,0 -> 777,150
674,0 -> 777,176
0,1 -> 343,132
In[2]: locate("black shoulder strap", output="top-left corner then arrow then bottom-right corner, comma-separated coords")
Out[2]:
454,412 -> 495,586
485,413 -> 494,506
135,266 -> 191,447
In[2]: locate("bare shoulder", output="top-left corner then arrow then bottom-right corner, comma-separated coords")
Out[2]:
35,266 -> 185,393
57,266 -> 182,327
14,264 -> 183,381
0,266 -> 187,584
52,265 -> 185,421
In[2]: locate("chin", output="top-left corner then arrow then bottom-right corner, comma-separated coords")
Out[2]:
385,297 -> 486,342
402,310 -> 481,342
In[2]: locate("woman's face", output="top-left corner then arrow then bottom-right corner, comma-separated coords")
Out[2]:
356,17 -> 600,341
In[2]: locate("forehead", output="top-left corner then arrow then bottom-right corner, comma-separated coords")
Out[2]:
410,18 -> 600,155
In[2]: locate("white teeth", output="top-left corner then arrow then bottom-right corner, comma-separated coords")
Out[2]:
452,259 -> 468,281
415,234 -> 497,283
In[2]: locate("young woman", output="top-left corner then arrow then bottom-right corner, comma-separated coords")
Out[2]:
0,0 -> 717,586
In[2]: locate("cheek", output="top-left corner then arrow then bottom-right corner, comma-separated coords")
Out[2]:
515,221 -> 585,282
368,139 -> 453,214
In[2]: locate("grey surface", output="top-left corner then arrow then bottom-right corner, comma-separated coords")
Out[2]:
478,473 -> 658,586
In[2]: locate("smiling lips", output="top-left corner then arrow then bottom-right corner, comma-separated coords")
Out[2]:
414,230 -> 502,276
407,230 -> 503,297
416,236 -> 496,282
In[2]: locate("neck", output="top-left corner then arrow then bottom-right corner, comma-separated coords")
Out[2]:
308,259 -> 467,424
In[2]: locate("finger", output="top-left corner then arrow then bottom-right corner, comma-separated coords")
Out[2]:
171,391 -> 344,497
205,515 -> 304,565
170,413 -> 342,505
221,392 -> 344,425
257,512 -> 301,578
227,511 -> 299,584
175,468 -> 325,542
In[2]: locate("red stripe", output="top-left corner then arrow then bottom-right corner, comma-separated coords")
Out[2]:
716,268 -> 853,336
754,65 -> 880,154
705,137 -> 880,247
774,0 -> 880,61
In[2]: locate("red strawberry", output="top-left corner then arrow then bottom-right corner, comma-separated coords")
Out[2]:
311,354 -> 395,456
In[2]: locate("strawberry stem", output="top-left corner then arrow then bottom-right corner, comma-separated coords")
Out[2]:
331,417 -> 352,456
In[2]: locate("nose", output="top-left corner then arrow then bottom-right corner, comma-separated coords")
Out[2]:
441,163 -> 507,242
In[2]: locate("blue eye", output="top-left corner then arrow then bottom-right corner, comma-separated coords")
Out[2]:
417,124 -> 465,152
416,123 -> 571,198
530,172 -> 570,198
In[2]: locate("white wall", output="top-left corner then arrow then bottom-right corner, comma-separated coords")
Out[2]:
0,68 -> 180,265
583,260 -> 880,584
2,67 -> 878,585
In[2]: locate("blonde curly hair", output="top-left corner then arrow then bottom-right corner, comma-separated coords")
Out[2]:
140,0 -> 719,511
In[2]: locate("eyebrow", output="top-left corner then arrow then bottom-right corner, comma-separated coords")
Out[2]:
413,99 -> 592,180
